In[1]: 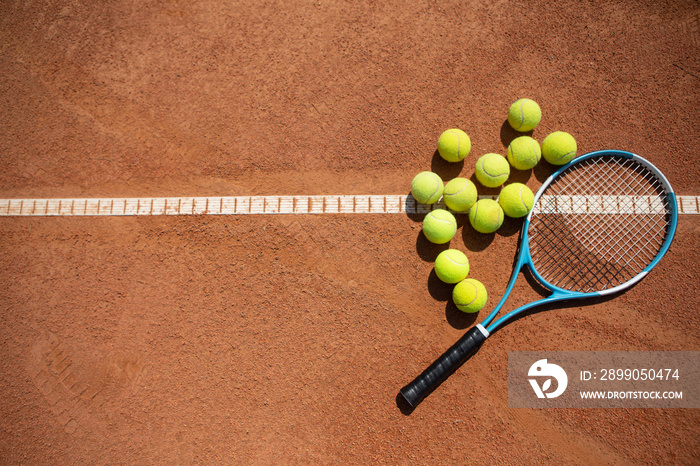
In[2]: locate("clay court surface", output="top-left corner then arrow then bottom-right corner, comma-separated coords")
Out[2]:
1,0 -> 699,463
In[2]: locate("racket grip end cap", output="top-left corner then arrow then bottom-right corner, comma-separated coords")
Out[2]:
399,326 -> 488,408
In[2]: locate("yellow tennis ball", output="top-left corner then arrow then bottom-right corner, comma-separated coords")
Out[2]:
498,183 -> 535,218
507,136 -> 541,171
475,153 -> 510,188
422,209 -> 457,244
437,128 -> 471,163
434,249 -> 470,284
443,177 -> 478,213
468,199 -> 504,234
411,171 -> 444,204
507,98 -> 542,132
452,278 -> 488,313
542,131 -> 577,165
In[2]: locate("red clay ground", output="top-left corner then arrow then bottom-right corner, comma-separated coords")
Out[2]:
1,0 -> 699,464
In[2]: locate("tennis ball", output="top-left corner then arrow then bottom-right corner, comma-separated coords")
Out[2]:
475,153 -> 510,188
434,249 -> 470,284
452,278 -> 488,313
422,209 -> 457,244
437,128 -> 471,163
507,136 -> 541,171
499,183 -> 535,218
507,98 -> 542,132
443,177 -> 478,213
542,131 -> 577,165
468,199 -> 504,234
411,171 -> 444,204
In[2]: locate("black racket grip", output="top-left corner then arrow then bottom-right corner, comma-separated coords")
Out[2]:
400,326 -> 488,407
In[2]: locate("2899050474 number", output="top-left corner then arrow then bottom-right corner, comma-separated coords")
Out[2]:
600,368 -> 680,381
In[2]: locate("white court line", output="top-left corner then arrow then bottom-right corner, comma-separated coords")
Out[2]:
0,195 -> 697,216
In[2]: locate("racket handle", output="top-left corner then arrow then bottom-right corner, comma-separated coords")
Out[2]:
400,325 -> 488,407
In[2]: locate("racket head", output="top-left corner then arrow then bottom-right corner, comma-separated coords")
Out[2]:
522,150 -> 678,297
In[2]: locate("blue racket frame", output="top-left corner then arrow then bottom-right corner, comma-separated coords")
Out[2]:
482,149 -> 679,334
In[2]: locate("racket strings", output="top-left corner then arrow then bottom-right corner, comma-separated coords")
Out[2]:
563,204 -> 666,271
537,160 -> 668,287
531,210 -> 632,291
529,156 -> 672,293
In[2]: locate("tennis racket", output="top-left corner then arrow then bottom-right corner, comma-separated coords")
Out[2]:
400,150 -> 678,407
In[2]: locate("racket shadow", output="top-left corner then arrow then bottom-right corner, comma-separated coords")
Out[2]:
488,267 -> 636,337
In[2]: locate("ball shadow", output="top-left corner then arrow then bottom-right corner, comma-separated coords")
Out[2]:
468,172 -> 500,200
430,149 -> 464,181
405,189 -> 429,223
462,223 -> 495,252
445,300 -> 479,329
500,119 -> 531,148
507,168 -> 533,185
533,158 -> 557,183
415,231 -> 451,262
497,215 -> 524,238
427,269 -> 453,302
405,191 -> 469,224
